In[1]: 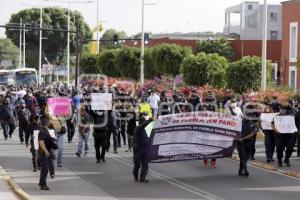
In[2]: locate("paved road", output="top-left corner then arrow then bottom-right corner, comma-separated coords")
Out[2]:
1,132 -> 300,200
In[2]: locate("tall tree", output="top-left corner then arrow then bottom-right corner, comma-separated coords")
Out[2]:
195,37 -> 234,61
5,7 -> 92,68
0,38 -> 19,69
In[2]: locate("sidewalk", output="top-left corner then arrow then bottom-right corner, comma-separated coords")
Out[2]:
0,167 -> 20,200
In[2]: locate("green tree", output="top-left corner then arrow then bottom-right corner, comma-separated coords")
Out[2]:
97,49 -> 120,77
101,29 -> 127,49
115,47 -> 140,80
181,52 -> 228,88
226,56 -> 271,93
195,37 -> 234,60
152,44 -> 192,76
80,54 -> 100,74
6,7 -> 92,68
0,38 -> 19,68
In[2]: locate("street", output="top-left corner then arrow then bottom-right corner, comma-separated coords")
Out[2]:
1,133 -> 300,200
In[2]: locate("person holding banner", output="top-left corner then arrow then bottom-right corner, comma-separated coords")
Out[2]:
133,113 -> 153,183
237,112 -> 258,177
272,105 -> 297,167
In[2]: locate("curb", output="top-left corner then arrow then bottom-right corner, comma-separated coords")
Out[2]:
231,156 -> 300,179
0,166 -> 32,200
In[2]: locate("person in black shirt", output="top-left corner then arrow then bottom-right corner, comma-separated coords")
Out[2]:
237,117 -> 257,177
38,117 -> 52,190
25,115 -> 40,172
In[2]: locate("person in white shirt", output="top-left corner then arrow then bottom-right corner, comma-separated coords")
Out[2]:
147,90 -> 160,119
225,98 -> 244,119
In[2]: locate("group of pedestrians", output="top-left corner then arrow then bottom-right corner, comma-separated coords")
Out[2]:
1,84 -> 300,188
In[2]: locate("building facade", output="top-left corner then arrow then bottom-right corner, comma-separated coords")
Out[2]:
224,1 -> 282,40
281,0 -> 300,91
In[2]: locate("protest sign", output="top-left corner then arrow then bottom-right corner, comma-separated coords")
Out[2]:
260,113 -> 279,130
274,115 -> 298,134
149,111 -> 242,163
34,130 -> 39,150
91,93 -> 112,110
48,97 -> 71,117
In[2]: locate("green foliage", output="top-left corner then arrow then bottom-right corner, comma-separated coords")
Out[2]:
101,29 -> 127,49
115,47 -> 140,80
226,56 -> 271,93
152,44 -> 192,76
0,38 -> 19,68
195,37 -> 234,60
97,49 -> 120,77
181,52 -> 228,88
80,54 -> 99,74
6,7 -> 92,67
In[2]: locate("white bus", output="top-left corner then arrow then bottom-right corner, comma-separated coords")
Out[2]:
13,68 -> 38,86
0,69 -> 14,86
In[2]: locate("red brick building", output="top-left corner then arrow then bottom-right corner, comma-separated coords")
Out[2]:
280,0 -> 300,91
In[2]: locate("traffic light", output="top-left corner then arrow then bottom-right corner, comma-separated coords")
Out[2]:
113,34 -> 118,46
144,33 -> 149,44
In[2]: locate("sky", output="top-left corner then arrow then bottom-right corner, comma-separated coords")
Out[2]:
0,0 -> 284,38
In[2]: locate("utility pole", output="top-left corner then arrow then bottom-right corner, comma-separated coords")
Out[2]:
19,19 -> 22,69
67,0 -> 70,87
140,0 -> 145,86
23,23 -> 26,68
75,25 -> 80,89
261,0 -> 268,91
39,7 -> 43,85
96,0 -> 99,54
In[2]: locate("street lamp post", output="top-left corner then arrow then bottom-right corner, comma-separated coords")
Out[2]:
96,0 -> 99,54
45,0 -> 93,87
23,23 -> 26,68
19,19 -> 22,69
140,1 -> 156,86
141,0 -> 145,86
39,8 -> 43,85
261,0 -> 268,91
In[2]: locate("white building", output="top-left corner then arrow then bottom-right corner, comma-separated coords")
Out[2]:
223,1 -> 282,40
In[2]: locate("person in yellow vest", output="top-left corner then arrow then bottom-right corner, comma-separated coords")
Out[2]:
139,96 -> 152,119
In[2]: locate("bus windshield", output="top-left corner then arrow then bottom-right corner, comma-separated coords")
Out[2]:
15,71 -> 37,85
0,72 -> 12,85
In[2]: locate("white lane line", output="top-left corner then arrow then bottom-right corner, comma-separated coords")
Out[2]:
109,153 -> 225,200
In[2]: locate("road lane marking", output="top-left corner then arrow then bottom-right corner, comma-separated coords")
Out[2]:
109,153 -> 225,200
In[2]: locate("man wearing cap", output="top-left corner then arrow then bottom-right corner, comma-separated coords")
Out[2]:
0,97 -> 16,140
133,113 -> 153,183
17,101 -> 30,144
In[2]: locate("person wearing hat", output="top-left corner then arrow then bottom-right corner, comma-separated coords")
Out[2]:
133,112 -> 153,183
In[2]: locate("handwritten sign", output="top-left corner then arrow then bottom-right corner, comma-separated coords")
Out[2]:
274,115 -> 298,134
91,93 -> 112,110
260,113 -> 279,130
48,97 -> 71,117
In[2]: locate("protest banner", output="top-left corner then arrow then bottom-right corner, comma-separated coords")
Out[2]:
274,115 -> 298,134
91,93 -> 112,110
260,113 -> 279,130
149,111 -> 242,163
47,97 -> 71,117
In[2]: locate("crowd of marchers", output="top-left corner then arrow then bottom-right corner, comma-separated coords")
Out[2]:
0,84 -> 299,190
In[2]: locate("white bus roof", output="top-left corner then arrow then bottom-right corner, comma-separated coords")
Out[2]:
13,68 -> 37,72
